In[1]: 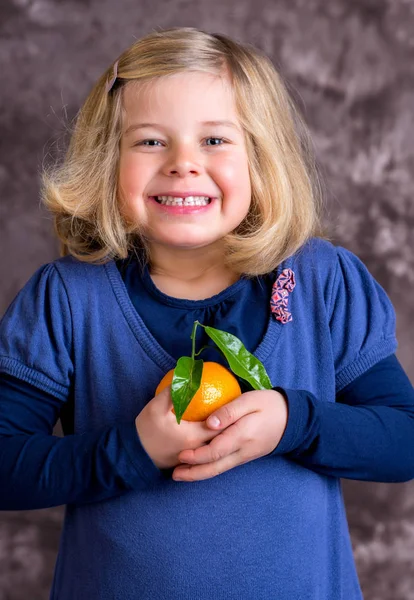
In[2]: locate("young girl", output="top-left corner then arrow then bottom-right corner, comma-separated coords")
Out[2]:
0,27 -> 413,600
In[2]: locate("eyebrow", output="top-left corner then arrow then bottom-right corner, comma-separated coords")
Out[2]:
124,120 -> 241,136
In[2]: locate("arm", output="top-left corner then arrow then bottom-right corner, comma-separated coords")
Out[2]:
0,374 -> 163,510
0,262 -> 226,506
172,355 -> 414,484
274,354 -> 414,482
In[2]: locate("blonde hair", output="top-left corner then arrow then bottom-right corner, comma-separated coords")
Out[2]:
42,27 -> 330,275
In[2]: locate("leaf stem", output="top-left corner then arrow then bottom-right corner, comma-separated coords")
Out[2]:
190,320 -> 200,361
195,344 -> 228,363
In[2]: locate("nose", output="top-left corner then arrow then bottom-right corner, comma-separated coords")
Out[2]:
163,143 -> 203,177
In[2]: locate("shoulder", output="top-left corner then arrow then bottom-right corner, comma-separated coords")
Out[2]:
14,255 -> 103,288
290,235 -> 376,276
2,255 -> 111,325
3,261 -> 69,313
292,236 -> 373,273
1,260 -> 73,329
47,255 -> 113,296
0,259 -> 76,396
291,236 -> 338,270
286,236 -> 385,313
287,236 -> 339,301
53,254 -> 109,276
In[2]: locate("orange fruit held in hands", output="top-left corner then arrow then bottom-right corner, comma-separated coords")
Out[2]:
155,361 -> 242,422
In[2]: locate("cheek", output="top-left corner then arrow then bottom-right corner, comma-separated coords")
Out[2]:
214,154 -> 251,192
119,152 -> 158,198
119,156 -> 142,196
117,159 -> 147,222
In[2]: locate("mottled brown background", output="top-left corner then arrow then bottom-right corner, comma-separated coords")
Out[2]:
0,0 -> 413,598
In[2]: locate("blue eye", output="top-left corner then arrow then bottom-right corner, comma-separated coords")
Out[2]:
206,137 -> 225,146
138,139 -> 163,147
134,137 -> 226,148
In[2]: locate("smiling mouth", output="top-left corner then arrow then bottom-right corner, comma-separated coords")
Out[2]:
152,195 -> 212,206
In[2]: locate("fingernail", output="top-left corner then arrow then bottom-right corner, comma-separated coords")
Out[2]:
208,415 -> 221,428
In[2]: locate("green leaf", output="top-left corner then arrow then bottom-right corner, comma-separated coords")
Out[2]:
204,326 -> 272,390
171,356 -> 203,424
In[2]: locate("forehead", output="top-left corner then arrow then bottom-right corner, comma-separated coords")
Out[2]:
121,70 -> 238,123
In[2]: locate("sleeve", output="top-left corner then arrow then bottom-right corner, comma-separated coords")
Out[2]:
328,246 -> 398,393
272,354 -> 414,483
0,374 -> 164,509
0,264 -> 73,399
0,267 -> 164,510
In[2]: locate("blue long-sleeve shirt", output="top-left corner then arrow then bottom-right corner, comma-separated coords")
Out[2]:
0,353 -> 413,510
0,237 -> 412,599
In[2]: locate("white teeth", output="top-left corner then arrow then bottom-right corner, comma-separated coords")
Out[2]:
155,195 -> 211,206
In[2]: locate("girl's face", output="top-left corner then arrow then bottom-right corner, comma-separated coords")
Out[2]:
118,70 -> 251,253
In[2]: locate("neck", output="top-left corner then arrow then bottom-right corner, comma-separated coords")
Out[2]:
148,243 -> 224,280
146,243 -> 240,299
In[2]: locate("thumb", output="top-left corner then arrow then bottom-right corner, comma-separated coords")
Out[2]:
155,385 -> 175,413
206,394 -> 249,429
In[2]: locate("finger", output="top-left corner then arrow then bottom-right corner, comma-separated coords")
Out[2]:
178,424 -> 222,450
170,413 -> 222,446
161,388 -> 213,435
205,391 -> 258,430
172,450 -> 247,482
153,387 -> 220,444
178,422 -> 243,465
155,385 -> 175,414
159,387 -> 192,423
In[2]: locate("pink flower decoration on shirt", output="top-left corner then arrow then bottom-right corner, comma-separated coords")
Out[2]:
270,269 -> 296,324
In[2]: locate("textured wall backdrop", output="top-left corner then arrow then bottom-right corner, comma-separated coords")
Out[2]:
1,0 -> 414,598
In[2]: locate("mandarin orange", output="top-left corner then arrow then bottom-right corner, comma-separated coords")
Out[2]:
155,361 -> 242,421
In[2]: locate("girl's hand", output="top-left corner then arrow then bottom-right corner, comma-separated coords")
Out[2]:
172,389 -> 288,481
135,386 -> 220,470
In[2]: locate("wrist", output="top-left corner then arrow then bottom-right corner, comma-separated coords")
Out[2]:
273,387 -> 289,439
270,388 -> 313,455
